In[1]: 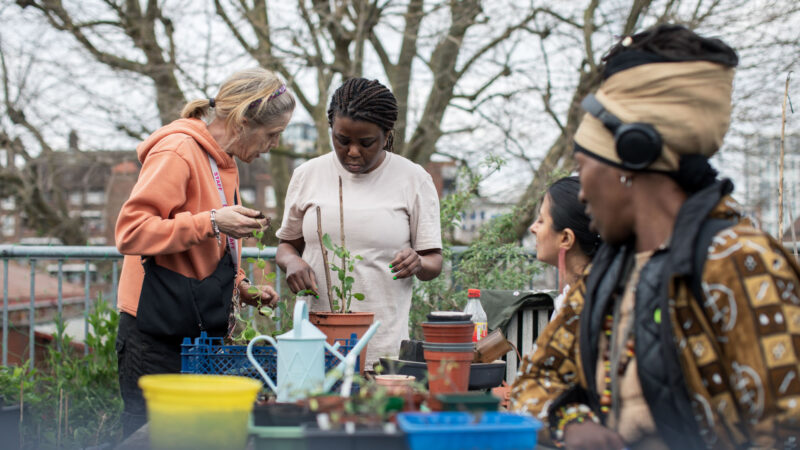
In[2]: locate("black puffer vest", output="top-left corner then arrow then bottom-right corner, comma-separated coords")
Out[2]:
578,179 -> 735,449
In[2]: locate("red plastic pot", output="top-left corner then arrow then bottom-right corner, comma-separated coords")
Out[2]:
309,311 -> 374,374
421,322 -> 473,344
423,349 -> 472,395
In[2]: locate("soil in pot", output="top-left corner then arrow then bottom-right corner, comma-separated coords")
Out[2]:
309,311 -> 374,374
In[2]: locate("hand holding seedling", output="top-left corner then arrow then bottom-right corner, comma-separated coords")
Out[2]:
215,205 -> 270,238
239,279 -> 279,307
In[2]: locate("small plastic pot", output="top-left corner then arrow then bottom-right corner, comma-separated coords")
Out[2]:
423,349 -> 472,395
374,374 -> 416,397
421,322 -> 474,344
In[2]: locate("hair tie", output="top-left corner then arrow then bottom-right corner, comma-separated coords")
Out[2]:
247,85 -> 287,110
208,98 -> 216,108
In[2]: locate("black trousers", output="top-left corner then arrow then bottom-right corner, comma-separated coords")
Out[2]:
116,312 -> 183,438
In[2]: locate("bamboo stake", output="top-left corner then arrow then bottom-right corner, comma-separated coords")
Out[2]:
779,72 -> 791,239
316,206 -> 334,312
790,204 -> 798,261
338,176 -> 346,313
58,388 -> 63,448
19,376 -> 24,448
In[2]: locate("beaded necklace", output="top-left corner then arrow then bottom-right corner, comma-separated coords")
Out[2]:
599,312 -> 636,415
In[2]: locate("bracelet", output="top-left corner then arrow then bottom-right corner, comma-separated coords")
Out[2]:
553,403 -> 599,447
210,209 -> 221,245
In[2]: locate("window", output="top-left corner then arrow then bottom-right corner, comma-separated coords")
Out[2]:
85,191 -> 105,205
69,192 -> 82,205
264,186 -> 277,208
0,196 -> 14,210
240,188 -> 256,205
1,215 -> 14,237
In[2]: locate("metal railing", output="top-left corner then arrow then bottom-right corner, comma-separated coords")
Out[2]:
2,244 -> 542,368
0,244 -> 278,367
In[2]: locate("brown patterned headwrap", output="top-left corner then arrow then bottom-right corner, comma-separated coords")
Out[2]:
574,61 -> 735,172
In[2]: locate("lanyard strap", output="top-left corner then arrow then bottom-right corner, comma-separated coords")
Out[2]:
207,155 -> 238,272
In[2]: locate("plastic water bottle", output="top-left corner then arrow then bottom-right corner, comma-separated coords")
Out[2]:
464,288 -> 488,342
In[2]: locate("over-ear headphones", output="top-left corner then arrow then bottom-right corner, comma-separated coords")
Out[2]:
580,94 -> 662,170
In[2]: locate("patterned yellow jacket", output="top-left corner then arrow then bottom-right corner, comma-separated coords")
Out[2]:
510,194 -> 800,448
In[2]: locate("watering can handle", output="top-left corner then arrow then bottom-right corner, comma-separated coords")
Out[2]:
293,300 -> 309,332
247,335 -> 279,394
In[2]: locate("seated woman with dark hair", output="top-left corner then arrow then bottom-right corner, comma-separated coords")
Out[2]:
530,176 -> 601,314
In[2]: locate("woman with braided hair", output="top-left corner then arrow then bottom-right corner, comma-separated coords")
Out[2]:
276,78 -> 443,368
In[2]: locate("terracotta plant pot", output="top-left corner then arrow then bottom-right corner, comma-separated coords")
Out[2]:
421,322 -> 474,344
309,311 -> 375,374
423,348 -> 472,395
375,374 -> 416,397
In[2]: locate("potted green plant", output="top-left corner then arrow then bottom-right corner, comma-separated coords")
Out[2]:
301,372 -> 415,450
309,177 -> 375,373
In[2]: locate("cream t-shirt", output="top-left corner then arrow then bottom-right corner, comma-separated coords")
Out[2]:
276,151 -> 442,366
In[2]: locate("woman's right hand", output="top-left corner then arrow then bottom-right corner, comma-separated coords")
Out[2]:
214,205 -> 269,239
563,421 -> 625,450
285,258 -> 318,295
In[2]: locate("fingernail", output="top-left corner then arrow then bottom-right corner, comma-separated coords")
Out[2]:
393,276 -> 397,280
391,269 -> 396,273
315,295 -> 319,299
389,264 -> 393,268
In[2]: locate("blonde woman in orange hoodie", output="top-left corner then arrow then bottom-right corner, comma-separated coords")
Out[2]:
114,67 -> 295,437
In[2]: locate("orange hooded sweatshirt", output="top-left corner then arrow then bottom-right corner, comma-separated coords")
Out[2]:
116,118 -> 245,317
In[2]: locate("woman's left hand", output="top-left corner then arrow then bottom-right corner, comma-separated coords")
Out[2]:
238,280 -> 279,307
389,248 -> 422,279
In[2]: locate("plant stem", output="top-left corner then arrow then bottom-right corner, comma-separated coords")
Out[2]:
317,206 -> 335,312
339,176 -> 346,313
779,72 -> 791,238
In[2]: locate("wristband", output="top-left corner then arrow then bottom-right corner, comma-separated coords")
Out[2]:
210,209 -> 221,245
553,403 -> 599,447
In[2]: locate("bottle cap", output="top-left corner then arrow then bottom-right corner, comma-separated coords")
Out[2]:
468,288 -> 481,298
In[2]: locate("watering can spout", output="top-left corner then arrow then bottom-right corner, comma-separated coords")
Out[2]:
322,320 -> 381,392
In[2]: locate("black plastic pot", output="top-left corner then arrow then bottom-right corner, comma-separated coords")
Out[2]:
379,358 -> 507,390
253,402 -> 317,427
398,340 -> 425,362
303,423 -> 408,450
0,396 -> 21,450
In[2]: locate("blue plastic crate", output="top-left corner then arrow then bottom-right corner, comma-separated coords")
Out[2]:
397,412 -> 541,450
180,332 -> 360,386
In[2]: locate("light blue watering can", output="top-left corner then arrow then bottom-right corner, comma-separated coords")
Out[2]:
246,300 -> 380,401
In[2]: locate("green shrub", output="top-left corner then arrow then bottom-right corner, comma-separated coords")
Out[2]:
410,158 -> 542,339
0,295 -> 122,449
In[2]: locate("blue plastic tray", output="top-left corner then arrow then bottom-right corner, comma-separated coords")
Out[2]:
397,412 -> 541,450
180,332 -> 359,385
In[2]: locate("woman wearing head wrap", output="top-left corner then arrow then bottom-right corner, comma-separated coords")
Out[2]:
275,78 -> 443,369
511,25 -> 800,449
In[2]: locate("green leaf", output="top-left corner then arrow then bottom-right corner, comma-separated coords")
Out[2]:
259,306 -> 274,317
246,257 -> 256,264
265,272 -> 277,281
338,271 -> 345,281
353,293 -> 365,300
257,259 -> 266,269
322,233 -> 334,250
244,328 -> 257,341
248,286 -> 259,294
355,255 -> 363,260
296,289 -> 316,297
345,276 -> 354,284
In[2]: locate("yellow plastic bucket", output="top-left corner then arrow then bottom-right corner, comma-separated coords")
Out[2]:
139,374 -> 261,450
